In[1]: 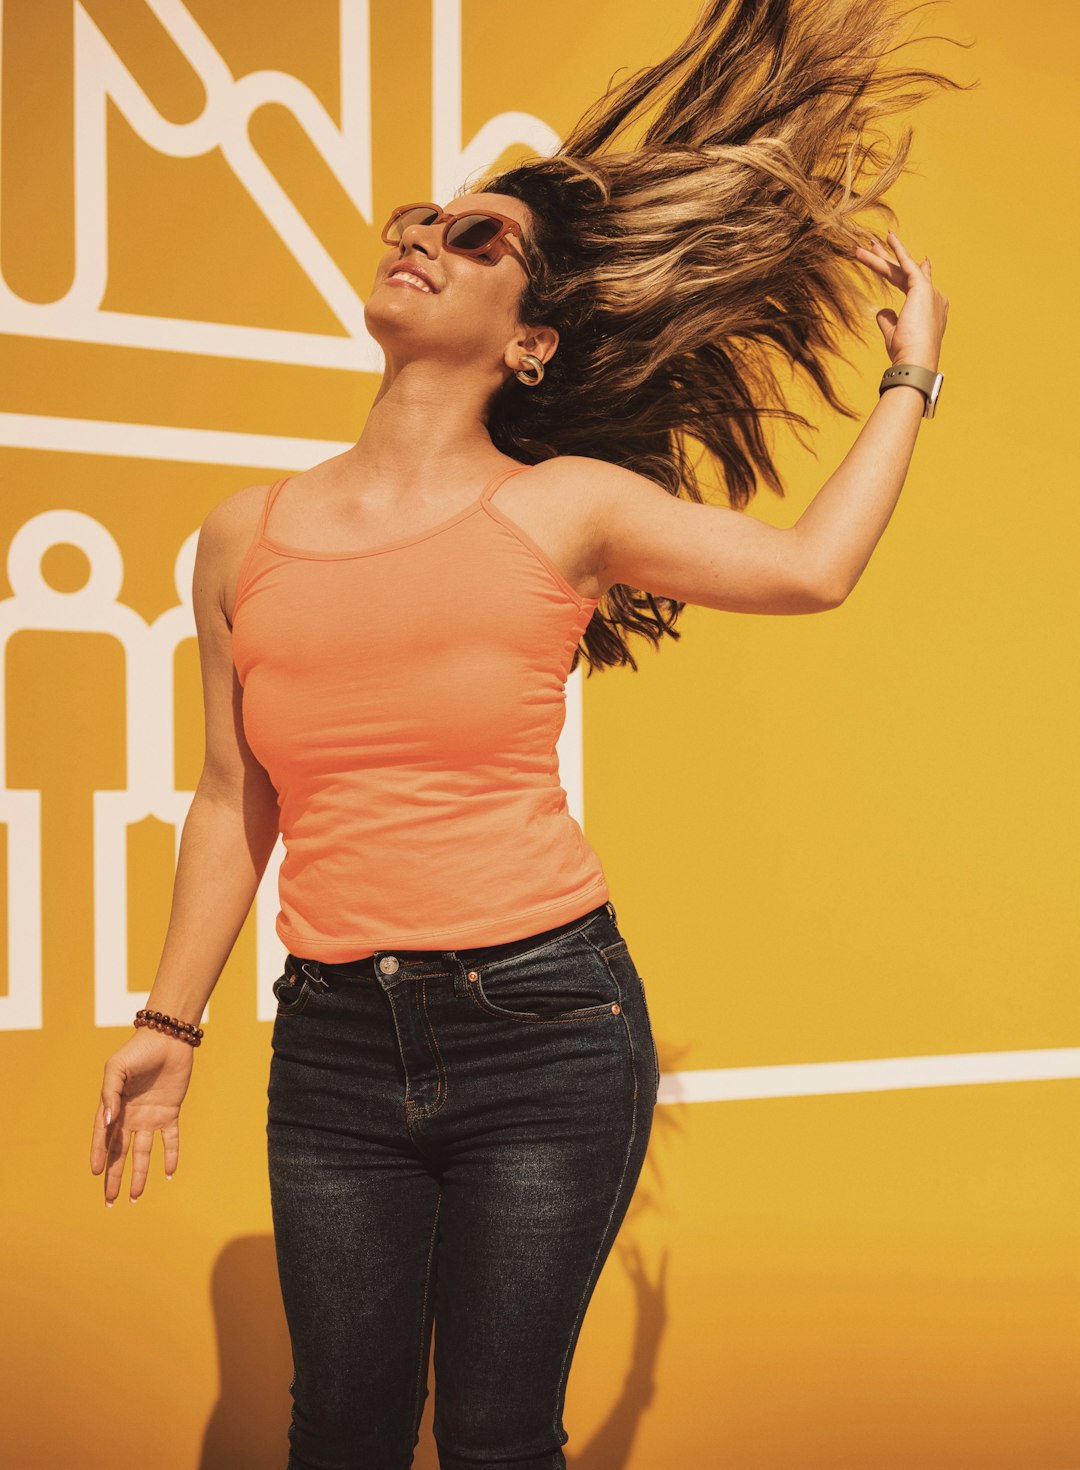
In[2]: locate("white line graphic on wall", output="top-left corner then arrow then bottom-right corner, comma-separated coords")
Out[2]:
0,0 -> 558,367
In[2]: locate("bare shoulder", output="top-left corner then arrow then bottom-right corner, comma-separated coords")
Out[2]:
534,453 -> 673,544
525,455 -> 674,601
535,453 -> 669,501
479,454 -> 641,603
200,480 -> 269,544
196,482 -> 272,628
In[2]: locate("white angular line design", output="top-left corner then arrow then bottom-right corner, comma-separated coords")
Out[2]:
0,0 -> 560,366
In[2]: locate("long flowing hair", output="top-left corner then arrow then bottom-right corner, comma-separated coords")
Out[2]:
472,0 -> 973,675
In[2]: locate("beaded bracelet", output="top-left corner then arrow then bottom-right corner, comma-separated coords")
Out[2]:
133,1009 -> 204,1047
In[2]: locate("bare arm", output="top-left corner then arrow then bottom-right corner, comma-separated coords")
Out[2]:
793,229 -> 949,602
144,494 -> 281,1027
144,788 -> 279,1027
590,470 -> 830,615
90,492 -> 280,1204
792,380 -> 927,604
589,228 -> 948,613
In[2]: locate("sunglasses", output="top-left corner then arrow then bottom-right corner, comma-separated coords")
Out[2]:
380,202 -> 531,275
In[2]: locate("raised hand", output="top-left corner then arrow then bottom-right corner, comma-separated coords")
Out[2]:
852,228 -> 950,373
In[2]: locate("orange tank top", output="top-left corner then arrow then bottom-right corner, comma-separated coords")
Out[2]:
230,462 -> 609,961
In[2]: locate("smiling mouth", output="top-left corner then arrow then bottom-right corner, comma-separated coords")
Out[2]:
386,271 -> 435,293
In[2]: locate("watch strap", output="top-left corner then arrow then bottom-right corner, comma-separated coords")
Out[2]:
878,362 -> 943,419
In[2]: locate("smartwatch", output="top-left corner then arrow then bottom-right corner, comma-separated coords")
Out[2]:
878,362 -> 944,419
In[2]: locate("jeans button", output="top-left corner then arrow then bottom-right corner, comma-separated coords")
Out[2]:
378,956 -> 400,974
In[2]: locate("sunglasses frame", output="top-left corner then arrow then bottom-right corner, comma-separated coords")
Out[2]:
381,202 -> 532,277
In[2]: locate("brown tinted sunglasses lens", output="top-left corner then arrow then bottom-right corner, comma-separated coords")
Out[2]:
444,214 -> 504,254
383,206 -> 440,242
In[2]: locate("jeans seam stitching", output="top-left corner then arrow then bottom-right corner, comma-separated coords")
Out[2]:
636,974 -> 661,1089
412,1189 -> 442,1441
552,1084 -> 639,1441
412,979 -> 448,1116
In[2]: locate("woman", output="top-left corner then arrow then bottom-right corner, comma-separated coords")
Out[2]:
90,1 -> 962,1465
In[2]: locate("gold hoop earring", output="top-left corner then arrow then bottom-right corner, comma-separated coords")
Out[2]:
515,353 -> 545,386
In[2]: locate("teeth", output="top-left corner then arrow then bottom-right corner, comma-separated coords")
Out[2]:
392,271 -> 432,292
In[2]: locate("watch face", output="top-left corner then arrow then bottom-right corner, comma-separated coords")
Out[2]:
924,373 -> 943,418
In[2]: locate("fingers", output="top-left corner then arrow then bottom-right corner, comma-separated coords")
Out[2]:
93,1113 -> 177,1203
128,1129 -> 153,1203
852,237 -> 891,267
90,1076 -> 121,1179
161,1117 -> 180,1182
884,228 -> 918,276
90,1108 -> 104,1174
852,235 -> 904,288
104,1119 -> 129,1207
853,230 -> 932,289
89,1096 -> 115,1177
884,230 -> 936,289
875,307 -> 898,355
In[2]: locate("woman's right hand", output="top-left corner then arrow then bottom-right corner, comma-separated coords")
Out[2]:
89,1028 -> 196,1206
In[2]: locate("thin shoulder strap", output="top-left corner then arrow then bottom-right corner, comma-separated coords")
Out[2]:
259,476 -> 291,540
479,462 -> 534,506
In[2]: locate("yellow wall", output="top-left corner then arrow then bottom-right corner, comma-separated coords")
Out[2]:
1,2 -> 1076,1466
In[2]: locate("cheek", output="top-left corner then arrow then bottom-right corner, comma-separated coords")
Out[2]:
478,272 -> 525,330
373,247 -> 395,279
447,277 -> 518,335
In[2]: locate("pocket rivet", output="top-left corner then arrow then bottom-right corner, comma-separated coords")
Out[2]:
467,970 -> 479,982
611,1002 -> 621,1014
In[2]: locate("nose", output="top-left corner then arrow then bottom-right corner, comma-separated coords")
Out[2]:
398,220 -> 438,258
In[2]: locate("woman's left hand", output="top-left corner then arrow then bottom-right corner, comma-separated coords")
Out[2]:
852,228 -> 949,373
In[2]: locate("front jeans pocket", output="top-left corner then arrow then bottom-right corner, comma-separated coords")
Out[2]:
466,938 -> 623,1025
272,970 -> 315,1017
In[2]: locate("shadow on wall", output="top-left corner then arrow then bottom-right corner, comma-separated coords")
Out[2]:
199,1235 -> 294,1466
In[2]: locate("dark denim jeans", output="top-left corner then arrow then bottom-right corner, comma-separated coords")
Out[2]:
266,899 -> 658,1470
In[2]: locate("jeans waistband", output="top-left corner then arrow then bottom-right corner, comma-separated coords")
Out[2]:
286,899 -> 618,984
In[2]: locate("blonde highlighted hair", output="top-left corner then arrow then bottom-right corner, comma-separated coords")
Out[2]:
473,0 -> 973,673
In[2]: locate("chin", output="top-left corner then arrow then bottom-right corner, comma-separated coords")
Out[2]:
363,295 -> 423,343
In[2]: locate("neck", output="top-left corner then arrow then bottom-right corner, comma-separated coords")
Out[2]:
341,359 -> 506,489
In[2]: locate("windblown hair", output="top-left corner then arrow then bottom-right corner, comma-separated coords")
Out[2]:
473,0 -> 972,675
